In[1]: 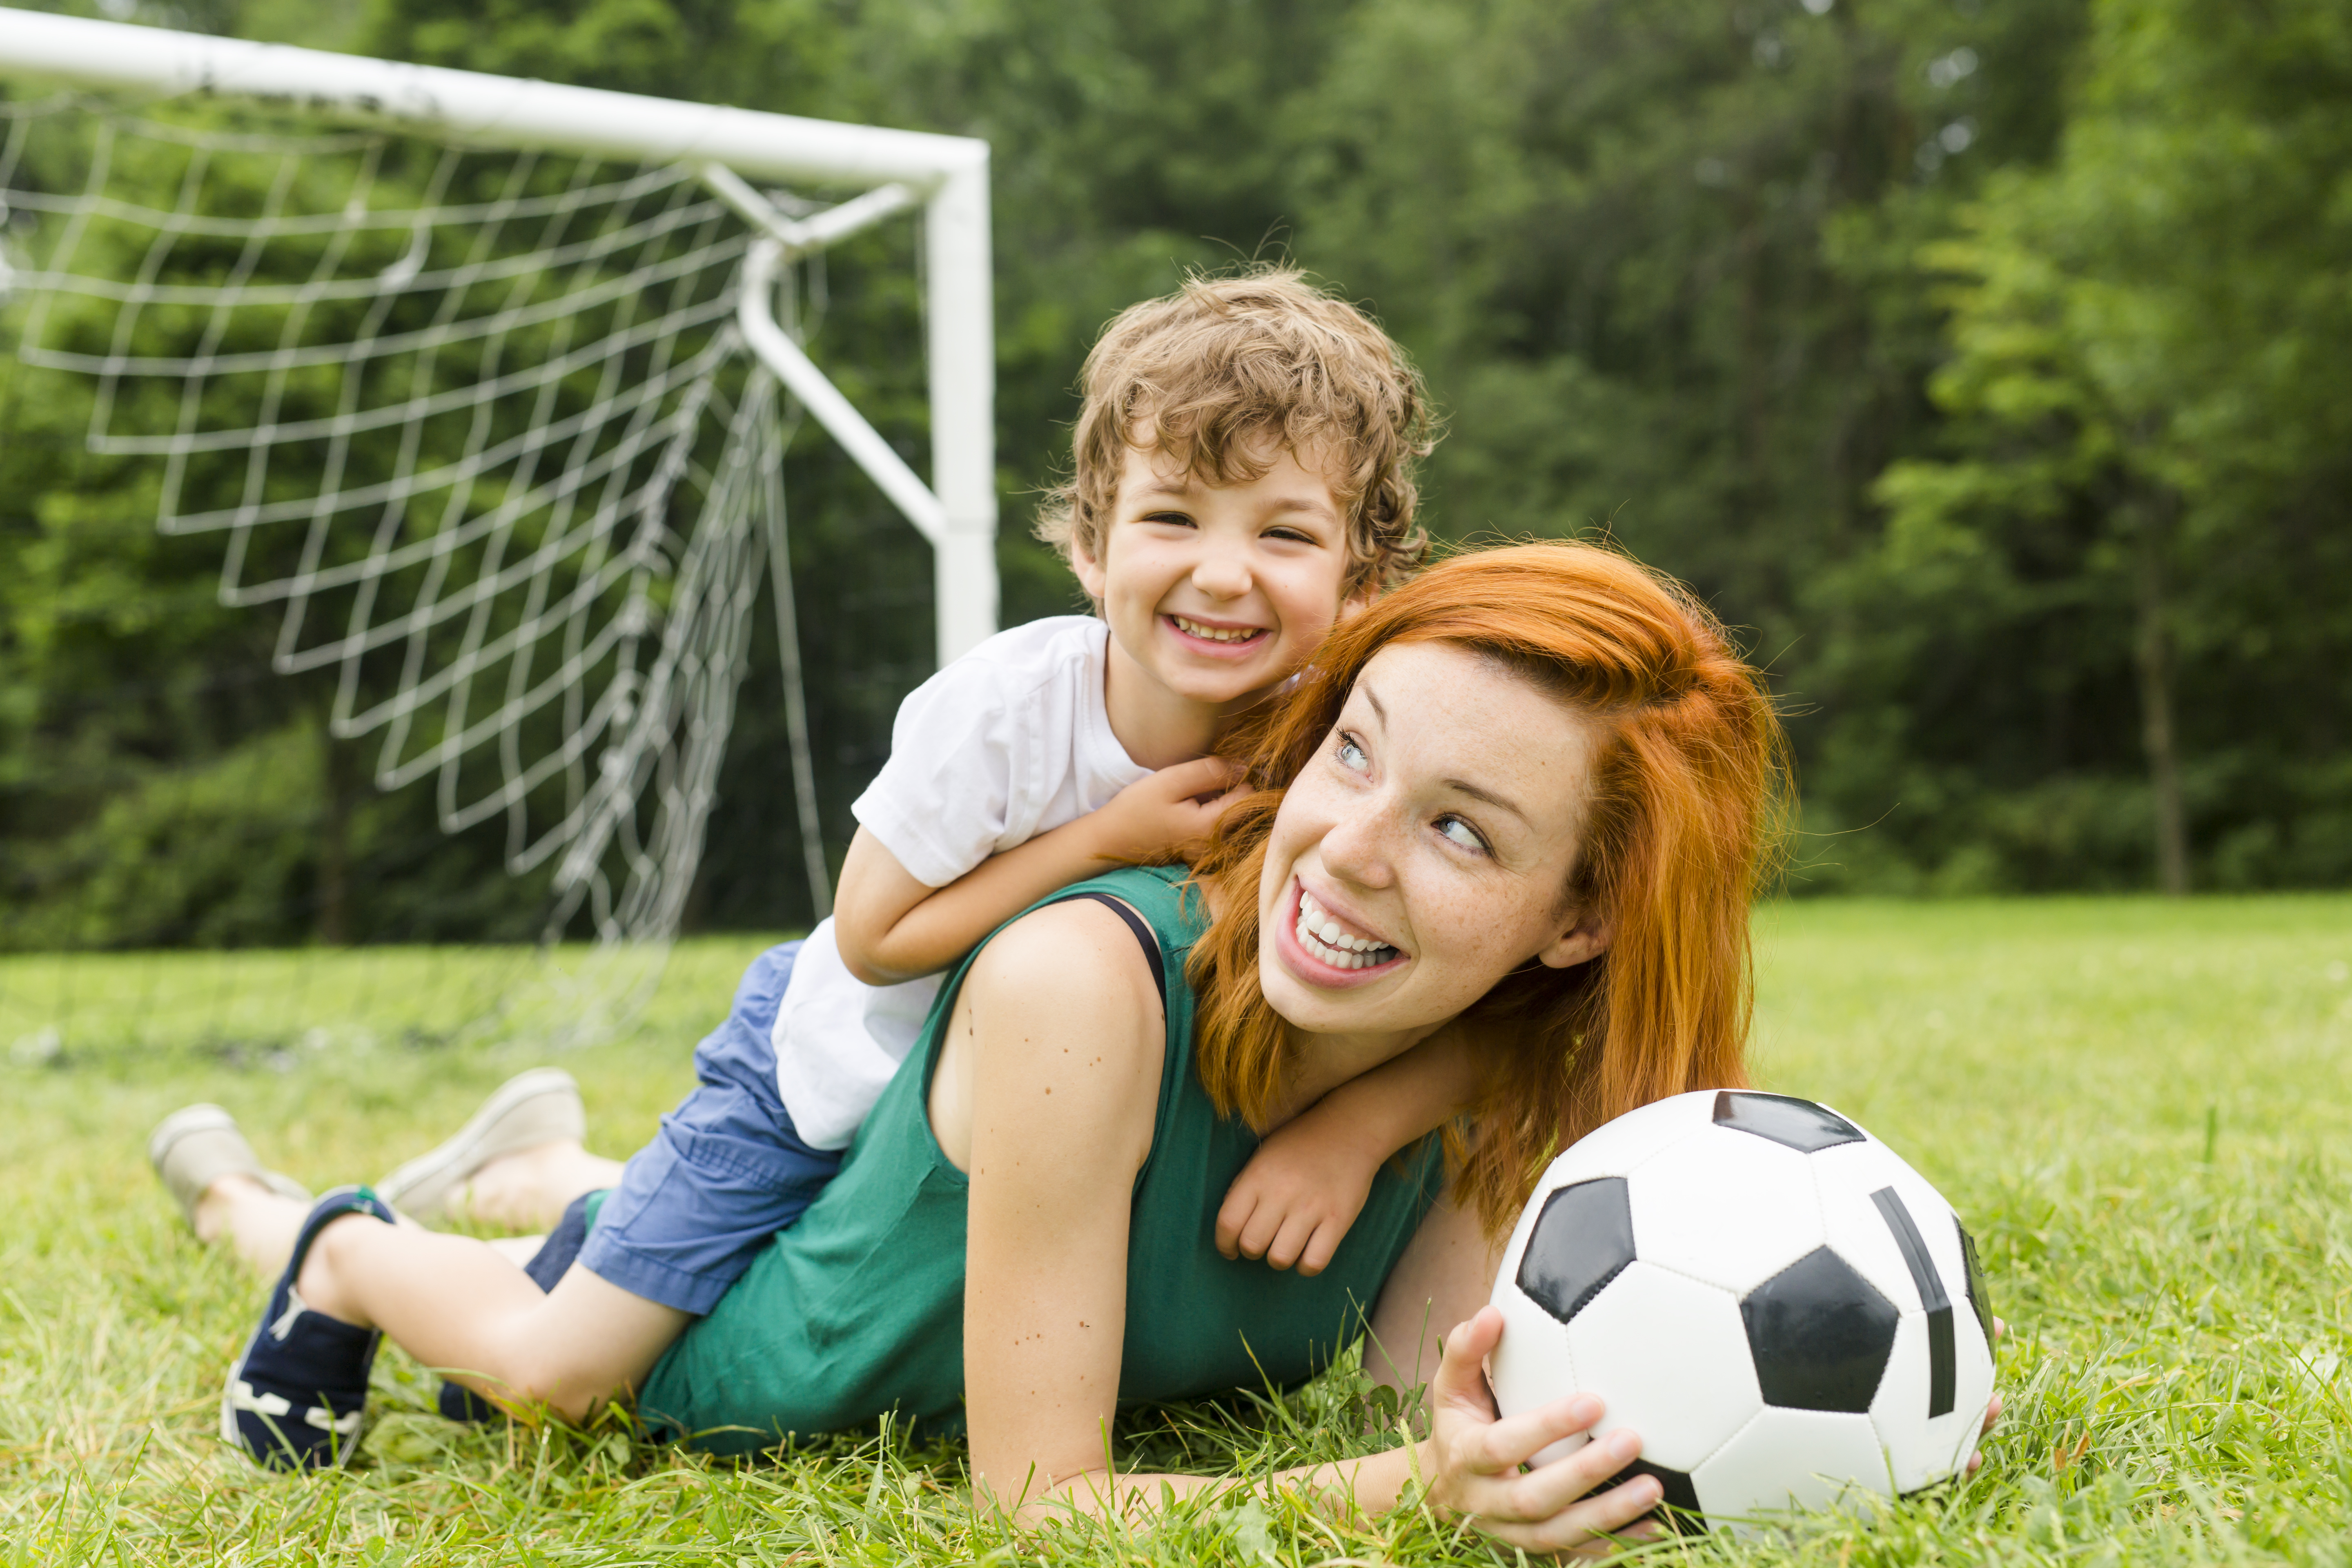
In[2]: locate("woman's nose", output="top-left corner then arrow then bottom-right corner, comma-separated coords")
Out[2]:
1316,794 -> 1399,891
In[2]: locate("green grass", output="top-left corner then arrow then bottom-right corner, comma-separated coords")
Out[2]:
4,897 -> 2352,1563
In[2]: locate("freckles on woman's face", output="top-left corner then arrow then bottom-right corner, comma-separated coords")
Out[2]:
1255,641 -> 1609,1039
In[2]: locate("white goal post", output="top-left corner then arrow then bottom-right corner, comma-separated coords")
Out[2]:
0,5 -> 1000,661
0,9 -> 998,1027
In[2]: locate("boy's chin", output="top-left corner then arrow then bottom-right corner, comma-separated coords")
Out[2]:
1154,659 -> 1287,706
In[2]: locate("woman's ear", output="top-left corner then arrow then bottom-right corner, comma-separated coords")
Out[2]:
1535,909 -> 1610,971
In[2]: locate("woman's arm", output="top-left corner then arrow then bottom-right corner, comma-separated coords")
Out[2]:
951,975 -> 1663,1549
948,898 -> 1168,1502
1039,1334 -> 1662,1555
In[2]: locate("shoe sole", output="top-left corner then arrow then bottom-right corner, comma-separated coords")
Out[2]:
149,1103 -> 235,1170
373,1067 -> 584,1218
149,1104 -> 310,1231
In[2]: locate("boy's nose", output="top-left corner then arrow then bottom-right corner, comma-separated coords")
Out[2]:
1190,547 -> 1254,600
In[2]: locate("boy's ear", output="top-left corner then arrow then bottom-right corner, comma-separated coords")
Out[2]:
1071,530 -> 1109,604
1337,580 -> 1376,621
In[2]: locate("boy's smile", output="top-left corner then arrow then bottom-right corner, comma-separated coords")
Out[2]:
1075,434 -> 1363,769
1165,611 -> 1266,649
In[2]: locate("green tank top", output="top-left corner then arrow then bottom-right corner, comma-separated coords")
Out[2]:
637,864 -> 1445,1452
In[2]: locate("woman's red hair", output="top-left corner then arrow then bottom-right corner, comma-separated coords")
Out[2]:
1185,541 -> 1790,1234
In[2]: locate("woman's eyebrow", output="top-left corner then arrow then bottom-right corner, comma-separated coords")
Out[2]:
1363,683 -> 1387,729
1443,776 -> 1531,826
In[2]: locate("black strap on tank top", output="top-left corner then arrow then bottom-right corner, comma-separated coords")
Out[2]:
1054,891 -> 1167,1007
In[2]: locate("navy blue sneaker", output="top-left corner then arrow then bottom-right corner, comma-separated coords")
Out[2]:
220,1186 -> 395,1470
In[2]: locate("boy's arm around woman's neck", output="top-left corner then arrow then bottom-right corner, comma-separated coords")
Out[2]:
833,755 -> 1243,988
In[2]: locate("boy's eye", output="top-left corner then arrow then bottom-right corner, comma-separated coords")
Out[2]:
1142,510 -> 1194,528
1334,733 -> 1370,773
1264,526 -> 1317,544
1435,815 -> 1489,855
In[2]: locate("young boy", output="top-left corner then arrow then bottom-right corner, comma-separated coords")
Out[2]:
168,269 -> 1479,1466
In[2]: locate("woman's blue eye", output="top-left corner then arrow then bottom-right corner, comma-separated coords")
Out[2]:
1335,734 -> 1369,772
1437,816 -> 1488,853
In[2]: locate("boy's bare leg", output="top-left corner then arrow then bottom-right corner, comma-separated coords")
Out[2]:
295,1217 -> 686,1421
200,1171 -> 685,1423
197,1172 -> 546,1269
457,1139 -> 627,1232
485,1235 -> 546,1267
193,1172 -> 312,1275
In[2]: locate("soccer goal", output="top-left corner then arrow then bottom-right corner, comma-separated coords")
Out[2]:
0,10 -> 995,1041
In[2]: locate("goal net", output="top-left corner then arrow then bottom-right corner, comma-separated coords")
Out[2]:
0,10 -> 996,1052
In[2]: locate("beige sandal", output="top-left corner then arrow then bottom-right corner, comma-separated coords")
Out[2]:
147,1105 -> 312,1232
372,1067 -> 586,1220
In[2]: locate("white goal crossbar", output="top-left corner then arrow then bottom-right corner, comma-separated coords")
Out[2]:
0,9 -> 999,1038
0,4 -> 1000,662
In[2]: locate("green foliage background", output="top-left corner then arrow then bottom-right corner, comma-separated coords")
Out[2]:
2,0 -> 2347,950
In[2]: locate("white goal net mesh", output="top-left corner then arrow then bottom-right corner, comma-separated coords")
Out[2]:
1,91 -> 846,1039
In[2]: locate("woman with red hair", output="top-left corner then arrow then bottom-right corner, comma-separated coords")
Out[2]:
647,539 -> 1798,1550
183,542 -> 1987,1552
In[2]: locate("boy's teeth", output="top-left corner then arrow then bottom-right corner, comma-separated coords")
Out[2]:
1173,615 -> 1260,644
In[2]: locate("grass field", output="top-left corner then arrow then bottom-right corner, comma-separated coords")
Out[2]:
3,896 -> 2351,1564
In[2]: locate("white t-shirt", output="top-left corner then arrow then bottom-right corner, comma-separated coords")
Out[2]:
771,615 -> 1152,1148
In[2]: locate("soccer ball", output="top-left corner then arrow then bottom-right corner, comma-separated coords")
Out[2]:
1486,1089 -> 1994,1531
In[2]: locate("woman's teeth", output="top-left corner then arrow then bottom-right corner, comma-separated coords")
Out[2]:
1171,615 -> 1263,644
1295,889 -> 1398,972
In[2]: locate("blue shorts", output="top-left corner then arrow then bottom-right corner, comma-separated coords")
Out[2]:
575,940 -> 843,1315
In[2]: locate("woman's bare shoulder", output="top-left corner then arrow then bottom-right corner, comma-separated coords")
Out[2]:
938,895 -> 1166,1174
966,895 -> 1164,1020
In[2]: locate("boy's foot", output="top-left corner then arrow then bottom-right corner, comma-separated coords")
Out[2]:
220,1186 -> 395,1470
147,1105 -> 311,1234
374,1067 -> 585,1221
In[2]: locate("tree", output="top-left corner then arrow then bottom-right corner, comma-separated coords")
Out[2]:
1865,0 -> 2352,891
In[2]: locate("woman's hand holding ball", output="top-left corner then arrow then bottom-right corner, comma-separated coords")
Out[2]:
1425,1306 -> 1665,1557
1426,1305 -> 2009,1554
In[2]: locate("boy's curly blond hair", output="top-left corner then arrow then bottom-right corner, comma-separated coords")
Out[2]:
1036,267 -> 1437,595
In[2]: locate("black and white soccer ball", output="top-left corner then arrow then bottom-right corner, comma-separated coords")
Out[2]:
1487,1089 -> 1995,1530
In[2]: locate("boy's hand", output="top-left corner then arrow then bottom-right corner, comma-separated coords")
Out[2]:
1215,1109 -> 1383,1278
1086,757 -> 1245,865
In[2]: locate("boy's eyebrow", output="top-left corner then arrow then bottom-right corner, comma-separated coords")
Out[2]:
1261,491 -> 1341,521
1129,477 -> 1341,522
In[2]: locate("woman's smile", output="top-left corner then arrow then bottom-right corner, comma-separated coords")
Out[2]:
1274,876 -> 1409,986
